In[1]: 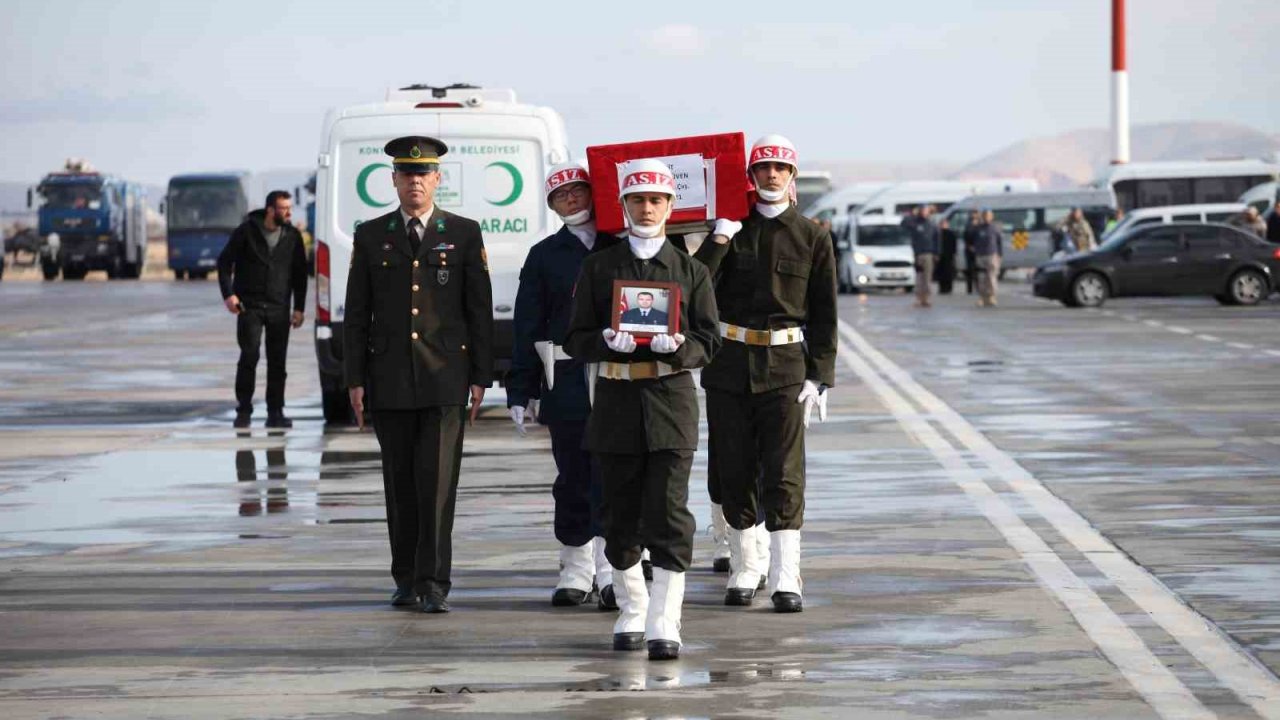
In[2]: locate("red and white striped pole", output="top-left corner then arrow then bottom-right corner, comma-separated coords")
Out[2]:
1111,0 -> 1130,164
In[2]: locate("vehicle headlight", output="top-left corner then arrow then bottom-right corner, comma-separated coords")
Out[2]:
853,252 -> 871,265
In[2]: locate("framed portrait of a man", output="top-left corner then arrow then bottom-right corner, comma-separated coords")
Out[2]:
611,280 -> 681,338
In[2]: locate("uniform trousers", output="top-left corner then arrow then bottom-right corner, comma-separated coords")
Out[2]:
548,421 -> 603,547
373,406 -> 466,598
706,384 -> 806,532
235,305 -> 290,413
598,450 -> 695,573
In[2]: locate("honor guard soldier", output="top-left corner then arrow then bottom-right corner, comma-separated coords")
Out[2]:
564,159 -> 721,661
343,136 -> 495,615
702,135 -> 837,613
508,161 -> 621,609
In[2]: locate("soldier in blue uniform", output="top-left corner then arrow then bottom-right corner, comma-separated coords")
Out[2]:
344,136 -> 495,615
507,161 -> 621,609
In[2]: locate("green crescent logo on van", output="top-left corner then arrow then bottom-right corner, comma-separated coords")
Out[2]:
486,162 -> 523,206
356,163 -> 393,208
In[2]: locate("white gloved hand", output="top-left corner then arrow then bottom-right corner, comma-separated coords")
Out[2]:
602,327 -> 637,353
527,398 -> 539,422
797,379 -> 827,429
509,406 -> 527,436
649,333 -> 685,354
712,218 -> 742,242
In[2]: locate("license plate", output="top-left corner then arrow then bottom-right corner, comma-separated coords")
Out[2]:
881,273 -> 908,280
198,259 -> 216,267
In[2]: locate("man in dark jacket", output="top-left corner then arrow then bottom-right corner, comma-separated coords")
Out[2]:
972,209 -> 1004,307
903,206 -> 940,307
217,190 -> 307,428
344,136 -> 495,615
507,161 -> 619,609
700,135 -> 837,614
1268,202 -> 1280,244
936,212 -> 957,294
564,158 -> 720,662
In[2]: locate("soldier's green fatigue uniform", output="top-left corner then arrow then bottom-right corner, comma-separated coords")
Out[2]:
564,240 -> 720,574
344,158 -> 494,605
701,204 -> 837,603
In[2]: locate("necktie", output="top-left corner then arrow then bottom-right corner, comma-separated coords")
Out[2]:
407,217 -> 422,255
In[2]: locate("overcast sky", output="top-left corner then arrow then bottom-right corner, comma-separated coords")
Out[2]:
3,0 -> 1277,184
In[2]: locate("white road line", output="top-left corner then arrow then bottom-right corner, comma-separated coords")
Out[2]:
1266,350 -> 1280,358
1144,319 -> 1164,327
835,338 -> 1212,719
1196,335 -> 1221,343
839,319 -> 1280,720
1167,326 -> 1194,335
1228,343 -> 1255,350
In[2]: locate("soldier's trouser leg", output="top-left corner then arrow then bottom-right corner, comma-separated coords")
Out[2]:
234,308 -> 265,413
710,386 -> 806,531
598,450 -> 695,573
262,311 -> 290,414
548,422 -> 595,547
373,406 -> 466,598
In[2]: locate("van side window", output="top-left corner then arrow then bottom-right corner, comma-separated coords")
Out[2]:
1205,212 -> 1236,222
1170,213 -> 1200,222
1044,207 -> 1072,227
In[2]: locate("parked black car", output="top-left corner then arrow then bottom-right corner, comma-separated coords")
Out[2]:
1033,222 -> 1280,308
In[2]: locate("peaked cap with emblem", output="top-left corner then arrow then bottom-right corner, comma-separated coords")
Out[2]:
385,135 -> 449,173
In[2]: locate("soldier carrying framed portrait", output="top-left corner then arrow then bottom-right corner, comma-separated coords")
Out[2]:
611,279 -> 681,339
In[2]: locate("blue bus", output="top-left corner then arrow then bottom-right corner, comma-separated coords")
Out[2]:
164,172 -> 258,280
31,162 -> 148,281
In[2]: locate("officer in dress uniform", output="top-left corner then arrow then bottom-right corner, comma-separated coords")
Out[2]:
564,159 -> 721,661
507,161 -> 621,609
701,135 -> 838,613
343,136 -> 495,614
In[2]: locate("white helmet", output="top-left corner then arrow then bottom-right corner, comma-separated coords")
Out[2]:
748,134 -> 798,203
618,159 -> 676,238
748,134 -> 799,171
618,158 -> 677,199
544,160 -> 590,207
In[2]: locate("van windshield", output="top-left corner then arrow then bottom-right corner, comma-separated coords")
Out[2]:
857,225 -> 911,246
168,180 -> 246,231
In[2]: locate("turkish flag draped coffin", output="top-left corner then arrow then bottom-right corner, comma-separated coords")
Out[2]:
586,132 -> 751,235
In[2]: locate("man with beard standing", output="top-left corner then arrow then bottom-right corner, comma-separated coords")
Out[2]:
218,190 -> 307,429
507,161 -> 620,609
344,136 -> 494,615
701,135 -> 837,614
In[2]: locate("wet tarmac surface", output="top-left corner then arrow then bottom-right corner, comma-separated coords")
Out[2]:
1,279 -> 1278,718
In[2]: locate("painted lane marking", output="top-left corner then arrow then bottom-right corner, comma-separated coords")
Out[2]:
1167,326 -> 1194,335
1144,319 -> 1164,327
836,329 -> 1213,720
839,318 -> 1280,720
1196,335 -> 1221,343
1227,343 -> 1255,350
1266,350 -> 1280,358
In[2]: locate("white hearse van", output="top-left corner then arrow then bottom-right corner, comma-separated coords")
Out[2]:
312,84 -> 568,423
853,178 -> 1041,219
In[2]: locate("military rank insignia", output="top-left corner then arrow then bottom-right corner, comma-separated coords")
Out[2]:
437,268 -> 449,285
436,218 -> 446,233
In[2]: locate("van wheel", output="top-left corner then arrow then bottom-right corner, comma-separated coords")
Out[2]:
189,270 -> 209,280
62,264 -> 87,281
1070,272 -> 1108,308
1227,269 -> 1267,306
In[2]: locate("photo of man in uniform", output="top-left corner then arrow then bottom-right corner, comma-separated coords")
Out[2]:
618,290 -> 669,331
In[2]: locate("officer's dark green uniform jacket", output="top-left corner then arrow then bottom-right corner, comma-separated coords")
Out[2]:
344,208 -> 495,408
700,206 -> 837,394
564,239 -> 720,454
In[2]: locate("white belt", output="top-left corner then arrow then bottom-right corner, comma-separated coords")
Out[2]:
596,361 -> 684,381
533,341 -> 573,390
719,322 -> 805,347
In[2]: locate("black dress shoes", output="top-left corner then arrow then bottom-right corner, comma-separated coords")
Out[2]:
724,587 -> 756,606
265,414 -> 293,429
647,640 -> 679,661
421,595 -> 451,614
613,632 -> 644,651
597,584 -> 617,611
551,588 -> 590,606
233,412 -> 251,429
712,557 -> 731,573
390,588 -> 418,607
771,591 -> 803,613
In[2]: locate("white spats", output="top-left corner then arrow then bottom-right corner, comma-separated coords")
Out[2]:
556,542 -> 595,593
613,562 -> 648,635
592,536 -> 612,589
768,529 -> 803,596
646,568 -> 685,646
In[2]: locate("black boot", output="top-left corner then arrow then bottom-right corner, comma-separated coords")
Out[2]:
724,587 -> 756,606
265,412 -> 293,429
712,557 -> 731,573
551,588 -> 590,607
613,632 -> 644,651
597,584 -> 618,611
647,640 -> 679,661
771,591 -> 803,613
233,411 -> 251,429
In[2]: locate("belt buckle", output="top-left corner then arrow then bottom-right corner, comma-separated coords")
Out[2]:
725,325 -> 742,341
629,361 -> 659,380
602,362 -> 625,380
746,329 -> 770,346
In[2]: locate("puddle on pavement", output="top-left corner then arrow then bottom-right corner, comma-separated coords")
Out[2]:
0,445 -> 551,553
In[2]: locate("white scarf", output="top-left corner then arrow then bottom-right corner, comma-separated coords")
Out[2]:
568,220 -> 596,250
756,202 -> 787,219
628,234 -> 666,260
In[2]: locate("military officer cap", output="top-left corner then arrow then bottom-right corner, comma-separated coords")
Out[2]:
385,136 -> 449,173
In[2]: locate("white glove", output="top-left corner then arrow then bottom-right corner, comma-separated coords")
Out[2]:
797,379 -> 828,429
527,398 -> 539,421
649,333 -> 685,354
603,328 -> 637,353
508,400 -> 539,437
712,218 -> 742,241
